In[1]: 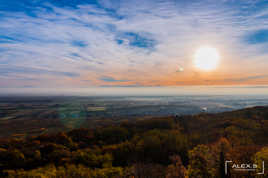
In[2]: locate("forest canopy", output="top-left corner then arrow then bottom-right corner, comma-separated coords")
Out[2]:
0,106 -> 268,177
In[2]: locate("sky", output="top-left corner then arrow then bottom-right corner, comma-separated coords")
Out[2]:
1,0 -> 268,91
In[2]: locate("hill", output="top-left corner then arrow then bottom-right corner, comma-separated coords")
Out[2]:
0,106 -> 267,177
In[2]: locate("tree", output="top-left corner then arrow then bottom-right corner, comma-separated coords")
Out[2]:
127,163 -> 166,178
253,147 -> 268,176
188,145 -> 216,178
211,138 -> 231,178
166,155 -> 187,178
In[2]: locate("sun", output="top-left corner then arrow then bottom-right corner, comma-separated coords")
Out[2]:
194,46 -> 220,71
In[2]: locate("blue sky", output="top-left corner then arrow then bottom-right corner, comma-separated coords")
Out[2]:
0,0 -> 268,89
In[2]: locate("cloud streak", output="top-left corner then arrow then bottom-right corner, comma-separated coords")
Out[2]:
0,65 -> 79,77
225,75 -> 268,82
100,76 -> 130,82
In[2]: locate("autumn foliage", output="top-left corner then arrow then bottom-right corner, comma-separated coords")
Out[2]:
0,106 -> 268,177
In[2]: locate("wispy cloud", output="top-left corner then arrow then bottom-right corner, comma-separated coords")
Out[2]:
0,0 -> 268,87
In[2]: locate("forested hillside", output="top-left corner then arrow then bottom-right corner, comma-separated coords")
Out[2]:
0,106 -> 268,177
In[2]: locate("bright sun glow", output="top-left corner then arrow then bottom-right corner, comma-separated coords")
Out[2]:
194,46 -> 220,71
